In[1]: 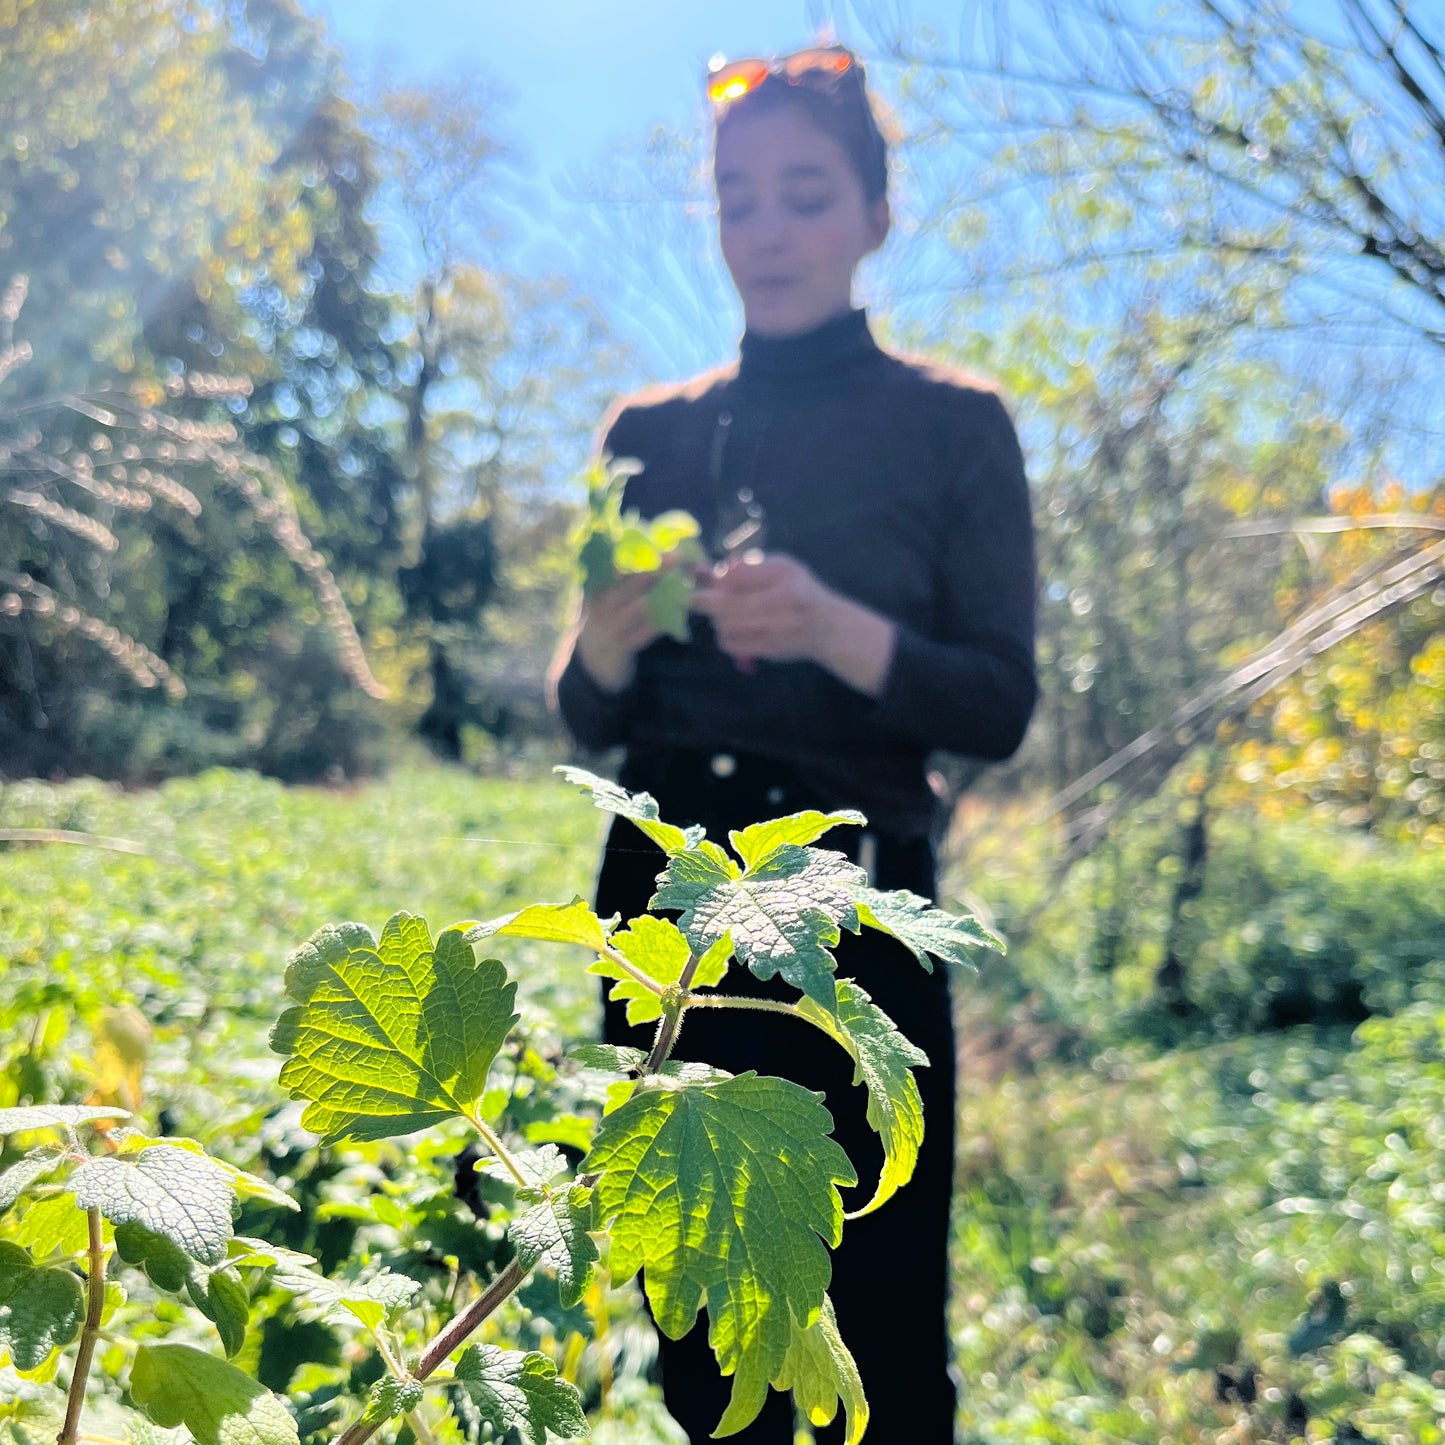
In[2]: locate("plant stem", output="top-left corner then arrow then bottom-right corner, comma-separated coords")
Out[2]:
683,995 -> 804,1019
58,1208 -> 106,1445
644,951 -> 702,1072
330,1258 -> 529,1445
466,1114 -> 530,1190
598,943 -> 668,997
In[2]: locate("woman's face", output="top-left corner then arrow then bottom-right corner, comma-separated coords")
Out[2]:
713,102 -> 889,339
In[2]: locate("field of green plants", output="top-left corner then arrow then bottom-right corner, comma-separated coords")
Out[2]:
3,766 -> 1444,1444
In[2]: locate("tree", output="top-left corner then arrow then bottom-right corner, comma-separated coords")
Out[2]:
0,0 -> 398,779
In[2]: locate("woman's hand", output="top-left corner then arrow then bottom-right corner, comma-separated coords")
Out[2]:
690,552 -> 896,697
572,572 -> 669,694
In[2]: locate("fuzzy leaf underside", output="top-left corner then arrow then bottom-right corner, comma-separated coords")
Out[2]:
0,1153 -> 63,1211
69,1145 -> 236,1265
589,914 -> 732,1025
130,1342 -> 299,1445
266,1260 -> 419,1330
0,1242 -> 84,1371
727,810 -> 866,871
453,1342 -> 589,1444
585,1072 -> 855,1433
554,766 -> 702,854
652,844 -> 866,1012
0,1105 -> 131,1136
510,1184 -> 599,1309
362,1376 -> 424,1426
848,887 -> 1004,971
270,913 -> 519,1143
797,979 -> 928,1217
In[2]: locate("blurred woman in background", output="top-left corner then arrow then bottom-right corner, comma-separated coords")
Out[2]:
551,43 -> 1036,1442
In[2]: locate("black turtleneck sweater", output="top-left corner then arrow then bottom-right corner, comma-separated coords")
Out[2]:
555,309 -> 1037,837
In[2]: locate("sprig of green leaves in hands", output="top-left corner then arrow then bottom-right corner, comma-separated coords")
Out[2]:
574,456 -> 705,642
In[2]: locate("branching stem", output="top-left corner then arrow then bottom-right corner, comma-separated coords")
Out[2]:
58,1208 -> 105,1445
644,951 -> 702,1071
331,1257 -> 530,1445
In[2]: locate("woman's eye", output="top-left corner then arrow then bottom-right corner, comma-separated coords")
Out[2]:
785,193 -> 832,217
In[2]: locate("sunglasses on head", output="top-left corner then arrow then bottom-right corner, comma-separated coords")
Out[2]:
705,45 -> 860,109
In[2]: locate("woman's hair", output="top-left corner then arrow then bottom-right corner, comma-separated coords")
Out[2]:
712,57 -> 892,204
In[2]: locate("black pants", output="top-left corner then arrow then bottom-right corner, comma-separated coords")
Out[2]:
594,750 -> 957,1443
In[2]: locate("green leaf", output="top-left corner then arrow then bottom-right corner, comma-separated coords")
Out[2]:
653,844 -> 866,1012
193,1267 -> 249,1359
728,810 -> 866,871
585,1071 -> 855,1431
131,1343 -> 299,1445
797,980 -> 928,1217
361,1376 -> 424,1426
522,1114 -> 596,1153
510,1183 -> 598,1310
848,888 -> 1004,971
566,1044 -> 647,1074
453,1343 -> 589,1444
771,1295 -> 868,1445
0,1106 -> 130,1135
645,566 -> 695,643
554,767 -> 702,855
265,1260 -> 419,1331
0,1242 -> 84,1372
69,1145 -> 235,1265
0,1154 -> 62,1211
115,1223 -> 249,1357
271,914 -> 519,1143
589,915 -> 732,1025
10,1195 -> 93,1260
477,1144 -> 568,1191
467,899 -> 612,953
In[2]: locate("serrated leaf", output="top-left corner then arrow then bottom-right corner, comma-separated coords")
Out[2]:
554,767 -> 702,854
728,810 -> 866,871
193,1267 -> 249,1359
772,1295 -> 868,1445
566,1044 -> 647,1074
117,1223 -> 248,1356
361,1376 -> 424,1426
510,1183 -> 598,1310
9,1195 -> 93,1260
797,980 -> 928,1217
225,1237 -> 316,1271
266,1260 -> 419,1331
0,1106 -> 130,1135
271,914 -> 519,1143
848,888 -> 1004,971
589,915 -> 731,1025
477,1144 -> 568,1191
453,1343 -> 589,1444
0,1242 -> 84,1371
131,1343 -> 299,1445
585,1072 -> 854,1418
653,844 -> 866,1012
0,1154 -> 62,1211
466,899 -> 612,953
69,1146 -> 234,1265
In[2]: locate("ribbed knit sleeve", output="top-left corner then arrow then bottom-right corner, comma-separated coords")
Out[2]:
872,389 -> 1037,759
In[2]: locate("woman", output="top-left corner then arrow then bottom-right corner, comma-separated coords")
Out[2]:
551,45 -> 1036,1442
